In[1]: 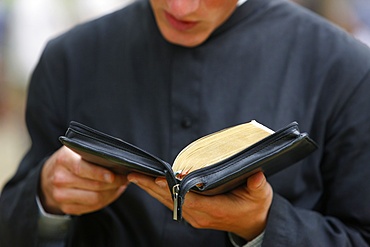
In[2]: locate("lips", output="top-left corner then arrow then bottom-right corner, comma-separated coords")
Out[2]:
164,12 -> 198,31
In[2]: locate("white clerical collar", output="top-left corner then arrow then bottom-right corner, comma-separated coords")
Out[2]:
237,0 -> 248,6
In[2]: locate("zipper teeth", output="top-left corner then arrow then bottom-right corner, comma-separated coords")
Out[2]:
179,123 -> 298,190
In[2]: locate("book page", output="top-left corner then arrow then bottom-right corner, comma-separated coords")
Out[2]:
172,120 -> 274,177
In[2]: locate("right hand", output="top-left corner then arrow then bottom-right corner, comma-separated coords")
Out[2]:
39,146 -> 128,215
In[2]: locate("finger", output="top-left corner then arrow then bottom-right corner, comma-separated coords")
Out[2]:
246,171 -> 272,199
55,185 -> 127,215
153,178 -> 174,207
247,172 -> 266,191
62,146 -> 117,183
128,173 -> 173,208
154,177 -> 168,189
68,159 -> 117,183
52,167 -> 128,192
245,172 -> 273,214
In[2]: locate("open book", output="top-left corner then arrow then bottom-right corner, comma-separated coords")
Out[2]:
59,120 -> 317,220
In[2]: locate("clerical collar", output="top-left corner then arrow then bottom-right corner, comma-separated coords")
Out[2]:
237,0 -> 249,6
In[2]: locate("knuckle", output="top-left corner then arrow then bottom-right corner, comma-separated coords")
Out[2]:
192,217 -> 211,229
52,189 -> 65,204
184,197 -> 198,209
89,192 -> 105,207
54,153 -> 68,166
54,149 -> 82,176
51,169 -> 68,186
71,162 -> 81,176
91,180 -> 104,190
90,194 -> 101,205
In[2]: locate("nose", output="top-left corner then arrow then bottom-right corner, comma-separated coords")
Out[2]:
166,0 -> 200,17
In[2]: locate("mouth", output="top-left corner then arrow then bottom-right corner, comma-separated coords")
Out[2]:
164,11 -> 198,31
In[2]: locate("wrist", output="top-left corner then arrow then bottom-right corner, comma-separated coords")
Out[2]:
38,170 -> 65,215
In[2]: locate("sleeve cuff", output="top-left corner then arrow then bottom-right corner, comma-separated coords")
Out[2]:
36,195 -> 71,239
229,231 -> 265,247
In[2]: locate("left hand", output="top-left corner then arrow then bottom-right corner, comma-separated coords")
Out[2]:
127,171 -> 273,241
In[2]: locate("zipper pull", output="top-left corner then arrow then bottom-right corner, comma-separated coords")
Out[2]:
172,184 -> 180,221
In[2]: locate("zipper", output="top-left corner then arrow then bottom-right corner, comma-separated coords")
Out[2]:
172,184 -> 180,220
170,175 -> 205,221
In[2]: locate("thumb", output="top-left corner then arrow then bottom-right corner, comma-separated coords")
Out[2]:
247,171 -> 267,193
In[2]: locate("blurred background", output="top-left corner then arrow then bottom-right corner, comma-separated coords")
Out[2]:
0,0 -> 133,190
0,0 -> 369,191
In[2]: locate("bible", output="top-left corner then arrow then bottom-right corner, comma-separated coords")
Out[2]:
59,120 -> 317,220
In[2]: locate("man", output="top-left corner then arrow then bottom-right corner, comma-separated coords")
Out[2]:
1,0 -> 370,246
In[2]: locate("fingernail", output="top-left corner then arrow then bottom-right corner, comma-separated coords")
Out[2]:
127,175 -> 137,184
104,173 -> 113,183
155,180 -> 166,188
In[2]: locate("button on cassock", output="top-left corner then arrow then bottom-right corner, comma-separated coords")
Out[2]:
181,117 -> 192,129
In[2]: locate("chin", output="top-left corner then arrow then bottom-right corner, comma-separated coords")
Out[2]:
161,29 -> 210,47
165,38 -> 204,47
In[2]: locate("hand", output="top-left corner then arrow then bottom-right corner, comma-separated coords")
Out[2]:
127,171 -> 273,241
39,146 -> 128,215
